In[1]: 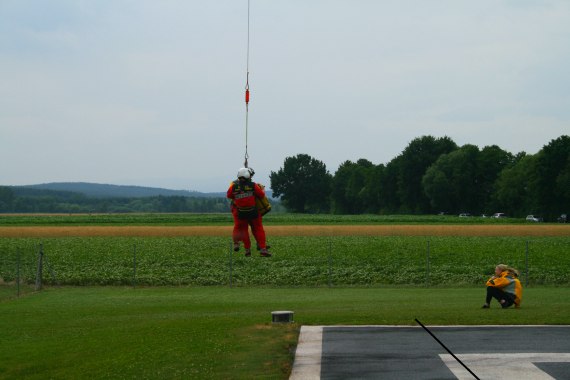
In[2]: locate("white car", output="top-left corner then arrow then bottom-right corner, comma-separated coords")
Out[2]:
526,215 -> 543,222
492,213 -> 506,218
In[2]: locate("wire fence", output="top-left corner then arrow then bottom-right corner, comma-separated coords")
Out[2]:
1,236 -> 569,299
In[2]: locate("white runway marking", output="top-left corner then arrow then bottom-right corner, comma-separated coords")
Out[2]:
440,353 -> 570,380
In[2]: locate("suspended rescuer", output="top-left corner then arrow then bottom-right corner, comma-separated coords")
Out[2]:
227,167 -> 271,257
482,264 -> 522,309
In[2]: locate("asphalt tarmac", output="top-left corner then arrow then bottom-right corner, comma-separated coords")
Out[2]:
290,325 -> 570,379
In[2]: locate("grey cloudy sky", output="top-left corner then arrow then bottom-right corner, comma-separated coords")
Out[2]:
1,1 -> 569,192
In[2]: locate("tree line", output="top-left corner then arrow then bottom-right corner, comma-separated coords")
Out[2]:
270,135 -> 570,219
1,135 -> 567,217
0,187 -> 231,213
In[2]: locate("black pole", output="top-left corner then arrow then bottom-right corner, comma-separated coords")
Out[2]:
132,244 -> 137,289
328,238 -> 332,288
525,240 -> 529,287
44,255 -> 58,286
17,249 -> 21,297
229,241 -> 233,288
35,243 -> 44,291
414,318 -> 480,380
426,240 -> 430,287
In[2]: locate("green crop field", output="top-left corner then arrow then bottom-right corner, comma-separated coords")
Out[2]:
0,212 -> 533,226
1,236 -> 569,289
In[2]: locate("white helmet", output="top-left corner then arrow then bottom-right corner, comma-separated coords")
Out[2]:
237,167 -> 251,179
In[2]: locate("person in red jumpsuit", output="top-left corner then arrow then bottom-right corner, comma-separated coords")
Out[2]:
227,167 -> 271,257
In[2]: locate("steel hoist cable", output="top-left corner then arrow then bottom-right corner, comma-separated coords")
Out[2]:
244,0 -> 251,168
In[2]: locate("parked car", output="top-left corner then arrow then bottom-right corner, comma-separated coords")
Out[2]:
559,214 -> 568,223
459,213 -> 471,217
481,214 -> 488,218
526,215 -> 543,222
492,213 -> 507,218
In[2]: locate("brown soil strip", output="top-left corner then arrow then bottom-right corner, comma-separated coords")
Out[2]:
0,225 -> 568,238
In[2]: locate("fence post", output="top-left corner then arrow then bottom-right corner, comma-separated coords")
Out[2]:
328,238 -> 332,288
44,255 -> 59,286
525,240 -> 529,287
35,243 -> 44,291
229,242 -> 234,288
17,249 -> 21,297
426,240 -> 430,287
228,242 -> 234,288
132,244 -> 137,288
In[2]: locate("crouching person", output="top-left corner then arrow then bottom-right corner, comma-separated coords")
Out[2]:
482,264 -> 522,309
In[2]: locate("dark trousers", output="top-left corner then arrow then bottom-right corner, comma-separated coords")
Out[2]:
486,286 -> 515,308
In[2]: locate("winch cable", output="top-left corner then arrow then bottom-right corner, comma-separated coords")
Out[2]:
243,0 -> 251,168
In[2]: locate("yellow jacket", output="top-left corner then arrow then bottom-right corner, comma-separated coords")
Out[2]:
486,271 -> 523,307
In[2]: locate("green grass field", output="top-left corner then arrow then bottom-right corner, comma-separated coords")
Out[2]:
1,214 -> 568,378
1,286 -> 570,379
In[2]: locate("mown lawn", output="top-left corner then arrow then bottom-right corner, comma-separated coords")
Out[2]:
1,286 -> 570,379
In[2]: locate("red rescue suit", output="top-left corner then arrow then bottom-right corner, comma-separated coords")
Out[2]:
227,179 -> 267,249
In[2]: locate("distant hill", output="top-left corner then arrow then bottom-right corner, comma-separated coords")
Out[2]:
15,182 -> 227,199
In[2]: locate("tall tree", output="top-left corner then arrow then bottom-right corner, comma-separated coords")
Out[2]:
535,135 -> 570,218
476,145 -> 515,211
270,154 -> 332,213
396,136 -> 458,213
346,159 -> 376,214
361,163 -> 385,213
422,145 -> 480,214
331,160 -> 357,214
0,186 -> 15,212
331,159 -> 374,214
556,156 -> 570,204
379,157 -> 402,213
493,153 -> 539,216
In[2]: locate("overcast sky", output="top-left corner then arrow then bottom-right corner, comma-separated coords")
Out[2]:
1,1 -> 569,192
